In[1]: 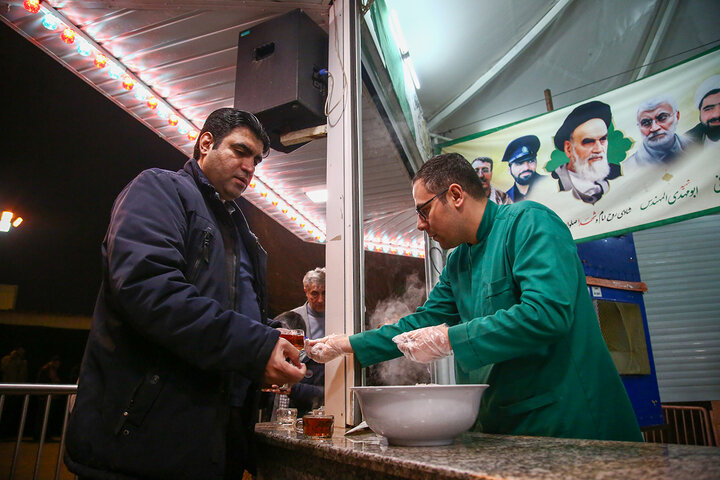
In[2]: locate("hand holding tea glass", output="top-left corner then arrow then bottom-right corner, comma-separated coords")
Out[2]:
262,329 -> 306,394
261,330 -> 306,393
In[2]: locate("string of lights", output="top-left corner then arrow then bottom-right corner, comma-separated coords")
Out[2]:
17,0 -> 424,258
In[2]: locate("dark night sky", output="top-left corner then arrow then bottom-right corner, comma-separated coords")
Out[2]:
0,21 -> 189,315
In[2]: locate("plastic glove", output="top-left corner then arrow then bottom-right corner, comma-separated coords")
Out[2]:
305,334 -> 353,363
392,324 -> 452,363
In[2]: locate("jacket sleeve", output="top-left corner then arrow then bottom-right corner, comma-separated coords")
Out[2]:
105,170 -> 278,380
449,206 -> 580,370
350,267 -> 462,367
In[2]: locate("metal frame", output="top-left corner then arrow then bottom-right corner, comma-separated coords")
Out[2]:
324,0 -> 363,427
0,384 -> 78,480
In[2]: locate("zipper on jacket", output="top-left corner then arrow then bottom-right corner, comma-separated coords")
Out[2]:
189,228 -> 213,282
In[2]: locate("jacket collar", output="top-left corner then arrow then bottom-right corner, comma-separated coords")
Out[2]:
474,199 -> 498,245
183,158 -> 241,208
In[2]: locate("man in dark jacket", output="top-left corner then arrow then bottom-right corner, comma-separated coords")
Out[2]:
65,108 -> 306,479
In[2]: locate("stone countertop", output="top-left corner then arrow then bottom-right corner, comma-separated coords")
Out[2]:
255,423 -> 720,480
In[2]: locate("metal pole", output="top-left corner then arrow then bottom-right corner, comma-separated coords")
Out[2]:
33,394 -> 53,480
10,395 -> 30,480
325,0 -> 363,427
54,395 -> 74,480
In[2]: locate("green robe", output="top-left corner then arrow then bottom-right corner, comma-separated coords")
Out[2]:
351,200 -> 642,442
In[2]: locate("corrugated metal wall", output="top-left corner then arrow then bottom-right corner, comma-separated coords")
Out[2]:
633,214 -> 720,403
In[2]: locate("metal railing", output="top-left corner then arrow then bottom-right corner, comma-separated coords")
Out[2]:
643,405 -> 716,446
0,384 -> 77,480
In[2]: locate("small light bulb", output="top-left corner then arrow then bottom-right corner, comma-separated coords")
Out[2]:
23,0 -> 41,14
134,87 -> 148,101
76,39 -> 92,56
108,64 -> 123,80
94,54 -> 107,68
122,75 -> 134,91
42,14 -> 59,30
61,28 -> 75,44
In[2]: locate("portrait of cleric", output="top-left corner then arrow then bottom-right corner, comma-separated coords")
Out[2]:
686,75 -> 720,146
550,101 -> 621,205
501,135 -> 542,202
623,94 -> 690,170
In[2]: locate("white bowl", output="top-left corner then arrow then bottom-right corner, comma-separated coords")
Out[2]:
351,384 -> 489,446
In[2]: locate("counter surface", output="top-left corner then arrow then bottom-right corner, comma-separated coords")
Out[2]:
255,423 -> 720,480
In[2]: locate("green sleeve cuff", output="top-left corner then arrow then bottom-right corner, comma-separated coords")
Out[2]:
349,329 -> 403,368
448,322 -> 482,371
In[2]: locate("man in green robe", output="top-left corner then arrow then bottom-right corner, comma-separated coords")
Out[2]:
307,153 -> 642,442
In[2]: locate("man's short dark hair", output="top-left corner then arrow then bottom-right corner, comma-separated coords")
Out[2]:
413,153 -> 485,200
472,156 -> 493,170
193,108 -> 271,159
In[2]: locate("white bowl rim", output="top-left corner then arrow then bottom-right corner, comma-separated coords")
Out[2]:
351,384 -> 488,391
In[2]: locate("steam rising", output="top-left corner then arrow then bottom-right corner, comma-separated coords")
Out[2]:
366,273 -> 432,386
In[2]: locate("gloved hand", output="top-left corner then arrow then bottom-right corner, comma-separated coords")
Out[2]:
392,324 -> 452,363
305,334 -> 353,363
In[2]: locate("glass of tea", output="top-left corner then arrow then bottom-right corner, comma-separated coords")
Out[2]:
279,329 -> 305,351
261,329 -> 306,394
302,409 -> 334,439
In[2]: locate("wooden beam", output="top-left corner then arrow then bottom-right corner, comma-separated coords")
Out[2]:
585,276 -> 648,292
280,124 -> 327,146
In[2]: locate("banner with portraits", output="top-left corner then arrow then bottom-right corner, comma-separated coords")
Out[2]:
440,48 -> 720,242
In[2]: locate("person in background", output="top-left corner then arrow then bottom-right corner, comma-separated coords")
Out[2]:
551,101 -> 621,204
471,157 -> 512,205
501,135 -> 542,202
0,347 -> 29,437
64,108 -> 306,480
34,355 -> 63,440
1,347 -> 28,383
36,355 -> 61,384
624,95 -> 689,170
271,310 -> 324,416
292,267 -> 326,340
306,153 -> 642,443
686,75 -> 720,145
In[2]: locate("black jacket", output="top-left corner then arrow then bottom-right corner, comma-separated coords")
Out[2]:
686,122 -> 707,144
65,159 -> 279,479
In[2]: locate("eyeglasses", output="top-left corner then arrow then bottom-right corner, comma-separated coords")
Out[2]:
415,188 -> 448,221
639,112 -> 672,128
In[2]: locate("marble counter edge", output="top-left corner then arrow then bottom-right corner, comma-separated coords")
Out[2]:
254,423 -> 494,480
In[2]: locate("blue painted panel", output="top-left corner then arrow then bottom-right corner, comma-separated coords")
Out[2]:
576,234 -> 641,281
588,285 -> 663,427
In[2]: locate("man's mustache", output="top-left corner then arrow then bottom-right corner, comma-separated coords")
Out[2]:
647,131 -> 667,140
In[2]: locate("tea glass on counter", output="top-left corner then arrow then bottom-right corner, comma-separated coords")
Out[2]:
301,408 -> 334,439
277,407 -> 297,426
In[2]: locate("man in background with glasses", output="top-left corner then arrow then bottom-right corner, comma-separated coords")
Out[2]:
307,152 -> 642,443
624,95 -> 689,171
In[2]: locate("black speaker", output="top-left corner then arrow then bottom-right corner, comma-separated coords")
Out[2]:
234,9 -> 328,153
